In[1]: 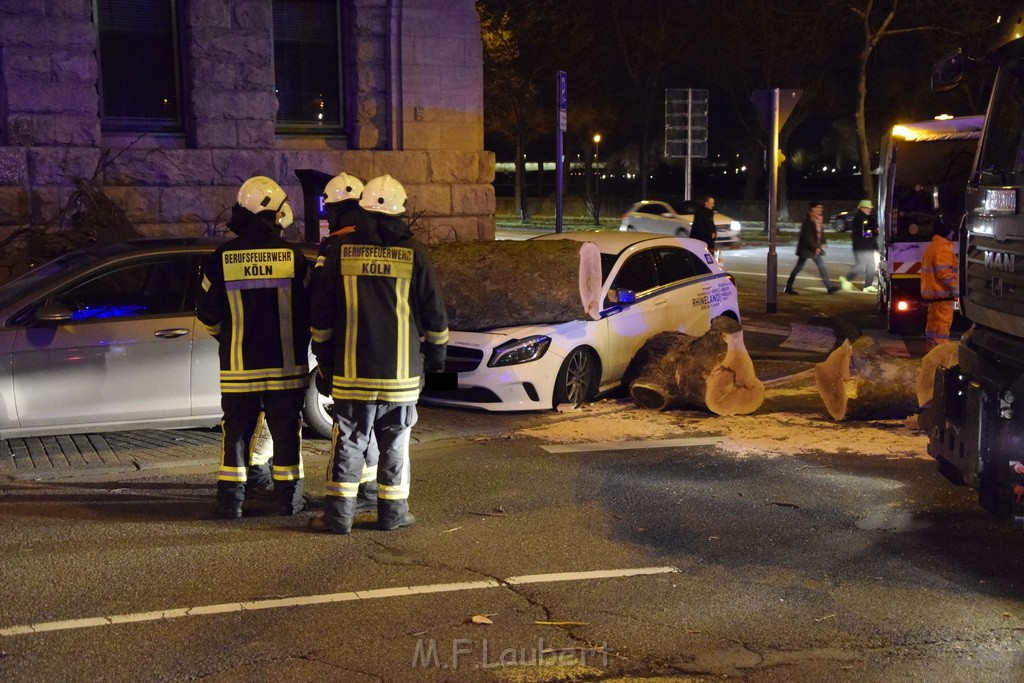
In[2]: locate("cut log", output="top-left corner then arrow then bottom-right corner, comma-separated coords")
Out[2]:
814,336 -> 919,421
428,239 -> 602,331
623,316 -> 765,414
915,342 -> 959,408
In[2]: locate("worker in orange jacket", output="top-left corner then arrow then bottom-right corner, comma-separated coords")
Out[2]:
920,221 -> 959,347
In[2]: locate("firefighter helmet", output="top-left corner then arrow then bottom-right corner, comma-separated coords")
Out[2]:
277,201 -> 293,229
237,176 -> 287,214
359,174 -> 407,216
323,172 -> 364,205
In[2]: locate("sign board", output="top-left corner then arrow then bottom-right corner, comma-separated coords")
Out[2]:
664,88 -> 708,159
557,70 -> 567,132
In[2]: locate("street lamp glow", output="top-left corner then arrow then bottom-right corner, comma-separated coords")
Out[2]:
593,133 -> 601,144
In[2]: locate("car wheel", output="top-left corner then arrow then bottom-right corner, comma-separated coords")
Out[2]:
552,347 -> 598,408
303,378 -> 334,439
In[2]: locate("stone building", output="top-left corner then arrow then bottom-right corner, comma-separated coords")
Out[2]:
0,0 -> 495,243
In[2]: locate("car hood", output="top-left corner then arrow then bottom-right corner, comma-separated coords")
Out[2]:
447,322 -> 564,348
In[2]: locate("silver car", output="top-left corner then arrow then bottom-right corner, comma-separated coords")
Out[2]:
0,239 -> 333,440
619,199 -> 742,246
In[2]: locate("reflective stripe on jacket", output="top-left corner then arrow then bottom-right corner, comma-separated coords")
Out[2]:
197,237 -> 312,393
920,234 -> 958,301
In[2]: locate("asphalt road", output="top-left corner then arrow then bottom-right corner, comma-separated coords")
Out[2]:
1,238 -> 1010,682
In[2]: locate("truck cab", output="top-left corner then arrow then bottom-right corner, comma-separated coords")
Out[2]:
876,116 -> 982,334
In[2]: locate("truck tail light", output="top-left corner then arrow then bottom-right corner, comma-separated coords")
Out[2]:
896,300 -> 911,312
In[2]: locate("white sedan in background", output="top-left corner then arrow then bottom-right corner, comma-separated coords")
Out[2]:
420,231 -> 741,411
619,199 -> 742,246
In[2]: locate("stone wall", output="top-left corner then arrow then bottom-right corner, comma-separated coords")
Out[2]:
0,0 -> 495,243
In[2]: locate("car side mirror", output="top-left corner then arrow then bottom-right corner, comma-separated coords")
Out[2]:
34,301 -> 73,324
932,50 -> 965,92
661,212 -> 674,218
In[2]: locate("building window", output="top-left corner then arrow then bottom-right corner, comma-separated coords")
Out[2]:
94,0 -> 181,129
273,0 -> 344,131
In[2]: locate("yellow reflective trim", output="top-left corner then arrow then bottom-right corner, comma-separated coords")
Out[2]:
278,286 -> 295,369
220,378 -> 309,393
378,482 -> 409,500
396,276 -> 410,378
202,275 -> 212,292
222,249 -> 295,281
331,388 -> 420,402
218,465 -> 247,482
311,327 -> 332,343
360,464 -> 378,483
331,376 -> 420,389
343,274 -> 358,379
315,255 -> 326,268
325,481 -> 359,497
221,365 -> 309,379
424,328 -> 449,344
227,289 -> 244,370
273,464 -> 304,481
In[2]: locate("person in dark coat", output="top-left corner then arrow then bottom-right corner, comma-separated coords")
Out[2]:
840,199 -> 880,292
784,201 -> 837,294
688,195 -> 718,254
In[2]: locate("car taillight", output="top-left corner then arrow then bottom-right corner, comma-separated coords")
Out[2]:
896,300 -> 910,312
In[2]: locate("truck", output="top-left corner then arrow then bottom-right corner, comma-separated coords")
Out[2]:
925,7 -> 1024,525
876,116 -> 982,335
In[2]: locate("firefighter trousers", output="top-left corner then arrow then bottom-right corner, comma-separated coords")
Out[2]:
324,401 -> 416,532
925,299 -> 954,347
217,390 -> 305,511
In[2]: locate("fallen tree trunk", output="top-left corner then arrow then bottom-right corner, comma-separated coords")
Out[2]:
428,239 -> 602,331
915,342 -> 959,408
815,336 -> 919,421
623,316 -> 764,414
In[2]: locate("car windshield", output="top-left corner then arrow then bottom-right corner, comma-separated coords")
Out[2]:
976,41 -> 1024,183
0,243 -> 130,310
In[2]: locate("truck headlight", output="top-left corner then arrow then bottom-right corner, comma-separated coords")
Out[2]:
488,335 -> 552,367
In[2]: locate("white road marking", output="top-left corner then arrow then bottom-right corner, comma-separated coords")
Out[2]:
540,437 -> 722,453
0,567 -> 677,637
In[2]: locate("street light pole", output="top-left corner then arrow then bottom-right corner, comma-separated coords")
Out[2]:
593,133 -> 602,225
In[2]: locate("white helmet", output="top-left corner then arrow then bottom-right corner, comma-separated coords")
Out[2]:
237,176 -> 287,214
323,172 -> 364,204
277,201 -> 294,229
359,174 -> 407,216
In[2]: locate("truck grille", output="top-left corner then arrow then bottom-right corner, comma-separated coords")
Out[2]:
964,235 -> 1024,318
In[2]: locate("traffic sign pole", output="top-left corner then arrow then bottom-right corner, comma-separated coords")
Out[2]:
555,71 -> 567,234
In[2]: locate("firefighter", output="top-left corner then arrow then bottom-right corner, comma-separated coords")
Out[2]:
198,175 -> 312,519
920,220 -> 959,347
308,174 -> 448,534
313,171 -> 381,515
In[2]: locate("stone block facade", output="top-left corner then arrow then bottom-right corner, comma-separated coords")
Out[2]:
0,0 -> 495,243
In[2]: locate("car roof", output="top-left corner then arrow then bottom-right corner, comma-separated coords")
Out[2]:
529,230 -> 691,255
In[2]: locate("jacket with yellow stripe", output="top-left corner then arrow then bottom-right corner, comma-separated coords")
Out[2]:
197,209 -> 312,394
310,211 -> 448,404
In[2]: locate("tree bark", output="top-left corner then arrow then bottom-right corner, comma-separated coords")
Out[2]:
623,317 -> 764,415
916,342 -> 959,408
428,239 -> 603,331
815,336 -> 919,421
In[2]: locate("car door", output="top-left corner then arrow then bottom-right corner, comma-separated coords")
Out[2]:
10,254 -> 200,431
601,248 -> 663,381
651,246 -> 715,335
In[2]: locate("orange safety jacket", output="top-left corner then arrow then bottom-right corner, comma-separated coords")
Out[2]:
920,234 -> 958,301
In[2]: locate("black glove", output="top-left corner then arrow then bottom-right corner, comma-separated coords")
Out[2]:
422,344 -> 446,374
314,366 -> 332,397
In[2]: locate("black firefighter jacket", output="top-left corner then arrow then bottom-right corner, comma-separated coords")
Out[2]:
310,211 -> 449,404
197,209 -> 312,394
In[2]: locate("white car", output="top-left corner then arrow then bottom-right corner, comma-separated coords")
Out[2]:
619,199 -> 742,245
420,231 -> 741,411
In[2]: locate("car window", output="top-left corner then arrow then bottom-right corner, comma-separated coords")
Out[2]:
637,203 -> 665,215
652,247 -> 707,285
610,250 -> 658,295
52,257 -> 194,321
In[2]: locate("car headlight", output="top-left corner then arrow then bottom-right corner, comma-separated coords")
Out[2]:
729,220 -> 741,232
487,335 -> 552,367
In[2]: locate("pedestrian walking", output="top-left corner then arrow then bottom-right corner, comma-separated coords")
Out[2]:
839,199 -> 880,293
689,195 -> 718,255
308,174 -> 449,534
197,175 -> 312,519
920,220 -> 959,347
784,201 -> 837,295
